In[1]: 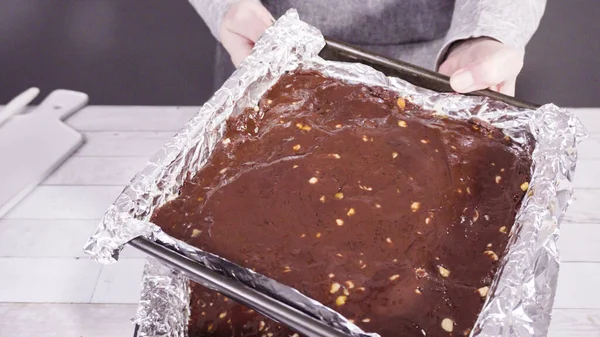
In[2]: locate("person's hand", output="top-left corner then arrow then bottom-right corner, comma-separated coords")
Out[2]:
220,0 -> 274,67
438,37 -> 525,96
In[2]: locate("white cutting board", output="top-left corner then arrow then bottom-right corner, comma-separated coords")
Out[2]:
0,90 -> 88,218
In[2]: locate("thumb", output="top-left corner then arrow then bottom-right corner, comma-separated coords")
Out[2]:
249,2 -> 275,26
449,48 -> 524,93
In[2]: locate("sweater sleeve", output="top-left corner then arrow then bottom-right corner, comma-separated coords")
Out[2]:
187,0 -> 261,41
435,0 -> 547,69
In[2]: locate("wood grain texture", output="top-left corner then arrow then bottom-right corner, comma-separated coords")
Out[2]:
554,263 -> 600,309
574,160 -> 600,189
66,106 -> 200,131
75,131 -> 174,157
560,223 -> 600,262
3,186 -> 122,220
549,309 -> 600,337
563,188 -> 600,224
0,303 -> 137,337
0,258 -> 102,303
573,108 -> 600,134
0,219 -> 97,257
0,219 -> 145,258
91,259 -> 146,304
43,157 -> 148,186
578,134 -> 600,160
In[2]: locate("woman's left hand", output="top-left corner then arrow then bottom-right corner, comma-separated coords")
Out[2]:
438,37 -> 524,96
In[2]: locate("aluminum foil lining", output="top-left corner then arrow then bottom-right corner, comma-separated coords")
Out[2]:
84,9 -> 585,337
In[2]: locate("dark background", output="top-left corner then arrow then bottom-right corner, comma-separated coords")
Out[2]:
0,0 -> 598,107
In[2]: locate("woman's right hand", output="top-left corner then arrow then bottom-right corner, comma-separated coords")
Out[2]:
220,0 -> 274,67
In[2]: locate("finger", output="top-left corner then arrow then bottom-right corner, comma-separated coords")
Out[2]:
449,48 -> 524,93
498,80 -> 516,96
249,2 -> 275,26
438,57 -> 460,77
222,33 -> 253,67
225,8 -> 270,42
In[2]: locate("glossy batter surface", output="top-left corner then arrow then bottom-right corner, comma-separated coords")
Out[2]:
152,70 -> 532,337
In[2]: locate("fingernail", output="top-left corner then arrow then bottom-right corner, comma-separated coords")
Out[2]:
450,70 -> 474,92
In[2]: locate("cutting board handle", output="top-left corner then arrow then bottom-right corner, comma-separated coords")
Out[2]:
37,90 -> 89,120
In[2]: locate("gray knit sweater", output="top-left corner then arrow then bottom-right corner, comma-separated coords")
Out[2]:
189,0 -> 546,87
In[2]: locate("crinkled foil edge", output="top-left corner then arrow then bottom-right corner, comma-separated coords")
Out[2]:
83,10 -> 586,337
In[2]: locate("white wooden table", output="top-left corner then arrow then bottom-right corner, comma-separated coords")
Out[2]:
0,106 -> 598,337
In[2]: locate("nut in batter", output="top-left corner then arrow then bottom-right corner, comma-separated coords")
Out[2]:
484,250 -> 499,261
359,184 -> 373,191
520,181 -> 529,191
477,286 -> 490,297
336,219 -> 345,226
397,97 -> 406,109
441,318 -> 454,332
438,266 -> 451,278
336,295 -> 347,306
309,177 -> 318,184
411,202 -> 420,212
473,209 -> 480,222
330,282 -> 341,294
296,122 -> 312,131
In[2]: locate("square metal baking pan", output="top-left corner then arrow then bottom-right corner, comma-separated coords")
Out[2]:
131,37 -> 540,337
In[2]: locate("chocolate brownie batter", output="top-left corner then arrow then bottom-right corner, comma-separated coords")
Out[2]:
151,70 -> 532,337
